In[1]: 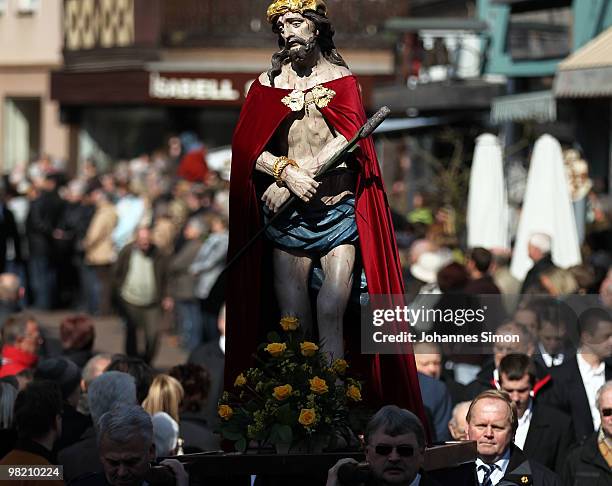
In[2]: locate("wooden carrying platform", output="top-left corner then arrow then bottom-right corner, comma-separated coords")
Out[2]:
177,441 -> 477,486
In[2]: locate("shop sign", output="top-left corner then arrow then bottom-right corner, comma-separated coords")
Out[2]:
149,73 -> 242,101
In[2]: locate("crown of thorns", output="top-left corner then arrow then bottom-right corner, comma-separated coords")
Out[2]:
266,0 -> 327,23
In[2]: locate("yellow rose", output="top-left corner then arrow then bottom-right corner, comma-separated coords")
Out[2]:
234,373 -> 247,387
309,376 -> 329,395
300,341 -> 319,357
265,342 -> 287,357
346,385 -> 362,402
273,384 -> 293,401
331,359 -> 348,374
280,316 -> 299,331
218,404 -> 233,420
298,408 -> 316,427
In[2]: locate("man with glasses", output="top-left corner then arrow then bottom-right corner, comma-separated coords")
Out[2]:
563,381 -> 612,486
467,390 -> 560,486
326,405 -> 442,485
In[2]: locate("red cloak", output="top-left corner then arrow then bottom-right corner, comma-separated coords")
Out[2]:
226,75 -> 427,428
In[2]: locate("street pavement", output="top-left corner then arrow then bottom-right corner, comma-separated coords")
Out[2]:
29,309 -> 188,371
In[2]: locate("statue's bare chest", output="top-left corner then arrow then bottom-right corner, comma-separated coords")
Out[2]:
274,88 -> 337,159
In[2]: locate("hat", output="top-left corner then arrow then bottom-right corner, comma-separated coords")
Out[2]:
34,357 -> 81,400
152,412 -> 179,458
410,251 -> 452,284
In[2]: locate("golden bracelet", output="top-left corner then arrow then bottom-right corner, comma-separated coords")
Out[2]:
272,156 -> 298,182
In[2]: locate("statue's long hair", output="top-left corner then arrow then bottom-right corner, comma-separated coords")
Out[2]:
267,11 -> 348,87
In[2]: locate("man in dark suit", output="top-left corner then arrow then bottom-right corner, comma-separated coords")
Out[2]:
467,389 -> 561,485
418,371 -> 453,442
520,233 -> 556,295
467,321 -> 553,403
0,195 -> 21,274
498,354 -> 574,474
563,381 -> 612,486
527,298 -> 576,370
548,308 -> 612,444
326,405 -> 442,486
188,304 -> 225,428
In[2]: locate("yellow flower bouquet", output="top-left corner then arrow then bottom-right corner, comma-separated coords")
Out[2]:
218,317 -> 363,453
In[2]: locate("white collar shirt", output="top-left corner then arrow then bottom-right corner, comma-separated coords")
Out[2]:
476,448 -> 510,485
513,399 -> 533,449
577,352 -> 605,430
538,342 -> 565,367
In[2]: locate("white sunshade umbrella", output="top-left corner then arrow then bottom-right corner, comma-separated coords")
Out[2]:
206,146 -> 232,180
510,134 -> 582,281
467,133 -> 510,250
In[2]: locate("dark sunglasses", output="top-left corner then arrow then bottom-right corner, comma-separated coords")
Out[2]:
374,444 -> 415,457
602,408 -> 612,417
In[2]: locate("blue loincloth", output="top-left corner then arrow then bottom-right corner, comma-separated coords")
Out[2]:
263,196 -> 358,254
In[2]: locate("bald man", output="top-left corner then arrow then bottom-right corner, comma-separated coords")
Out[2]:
0,273 -> 22,329
448,401 -> 470,441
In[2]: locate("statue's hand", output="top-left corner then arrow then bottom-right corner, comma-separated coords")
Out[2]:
262,183 -> 291,212
282,165 -> 319,202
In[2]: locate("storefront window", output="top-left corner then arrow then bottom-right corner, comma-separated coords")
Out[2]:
3,97 -> 40,173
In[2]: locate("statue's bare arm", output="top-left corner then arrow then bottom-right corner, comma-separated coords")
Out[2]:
299,134 -> 349,175
256,151 -> 319,205
258,133 -> 349,212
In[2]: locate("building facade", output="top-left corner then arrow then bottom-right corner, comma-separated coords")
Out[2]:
0,0 -> 68,174
50,0 -> 405,171
483,0 -> 612,192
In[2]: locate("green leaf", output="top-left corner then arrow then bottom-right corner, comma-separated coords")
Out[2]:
267,331 -> 281,342
277,424 -> 293,444
275,403 -> 293,425
235,437 -> 247,452
222,430 -> 244,441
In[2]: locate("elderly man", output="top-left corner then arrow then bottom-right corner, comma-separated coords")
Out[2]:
563,381 -> 612,485
77,353 -> 113,415
520,233 -> 555,295
467,390 -> 560,486
448,401 -> 470,441
498,354 -> 573,474
227,0 -> 423,419
58,371 -> 137,482
0,273 -> 22,329
0,313 -> 42,378
326,405 -> 442,486
113,227 -> 173,364
70,404 -> 188,486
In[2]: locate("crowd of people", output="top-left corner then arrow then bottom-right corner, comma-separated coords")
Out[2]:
0,147 -> 229,357
0,144 -> 611,485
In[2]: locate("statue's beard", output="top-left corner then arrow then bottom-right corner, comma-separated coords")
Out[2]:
283,37 -> 318,63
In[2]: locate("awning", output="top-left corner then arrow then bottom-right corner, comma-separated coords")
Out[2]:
373,80 -> 504,113
554,26 -> 612,98
491,0 -> 571,13
384,17 -> 488,33
491,90 -> 556,123
374,115 -> 465,134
